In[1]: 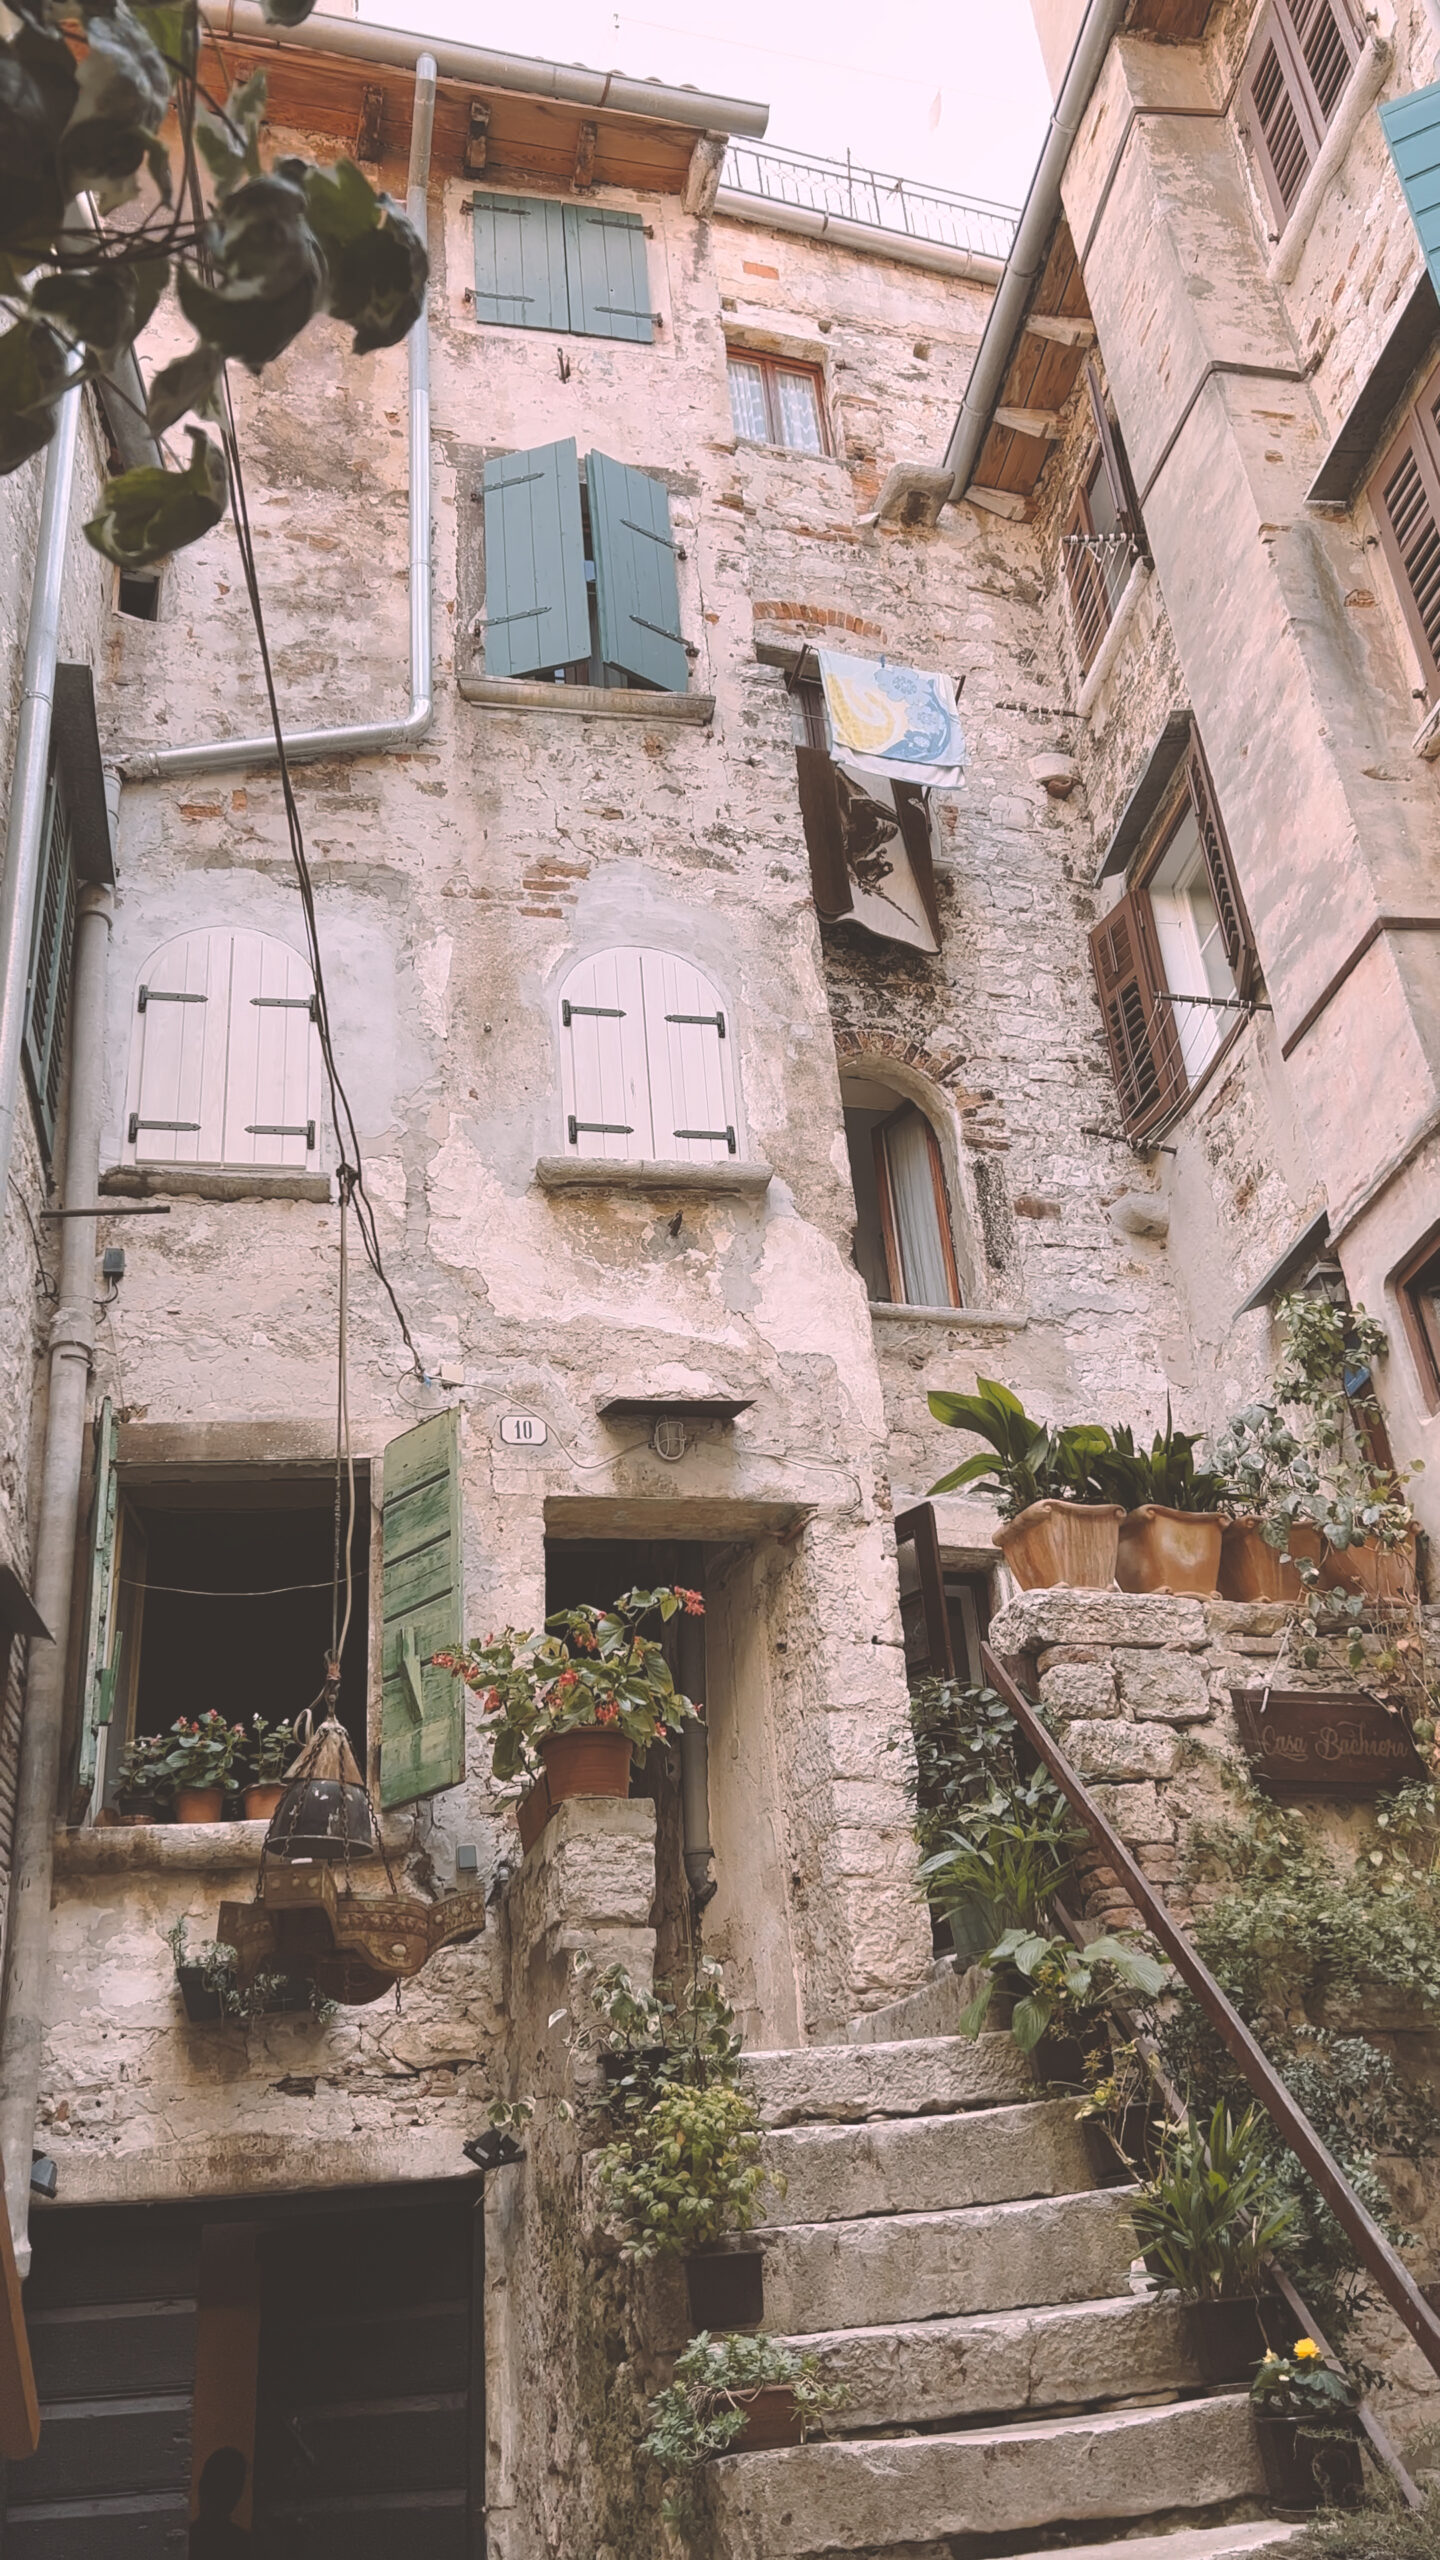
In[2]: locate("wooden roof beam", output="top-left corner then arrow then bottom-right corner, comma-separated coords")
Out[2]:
1023,312 -> 1096,347
993,404 -> 1063,440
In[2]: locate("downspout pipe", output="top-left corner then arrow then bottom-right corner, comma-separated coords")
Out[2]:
118,50 -> 438,783
941,0 -> 1129,502
0,881 -> 114,2273
0,359 -> 83,1209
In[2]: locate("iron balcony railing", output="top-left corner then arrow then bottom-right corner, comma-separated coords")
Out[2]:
720,140 -> 1019,265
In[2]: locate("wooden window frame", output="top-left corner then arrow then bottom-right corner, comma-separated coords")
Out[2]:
1240,0 -> 1365,230
1396,1222 -> 1440,1412
727,349 -> 830,456
1370,356 -> 1440,695
871,1102 -> 963,1309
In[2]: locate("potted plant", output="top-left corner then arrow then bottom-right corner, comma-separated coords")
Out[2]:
597,2074 -> 769,2328
958,1925 -> 1168,2085
236,1714 -> 295,1821
123,1712 -> 243,1822
166,1919 -> 331,2025
927,1380 -> 1121,1591
643,2332 -> 847,2536
918,1787 -> 1083,1968
1250,2336 -> 1363,2508
1130,2102 -> 1294,2382
1093,1408 -> 1230,1597
434,1584 -> 702,1847
113,1729 -> 167,1823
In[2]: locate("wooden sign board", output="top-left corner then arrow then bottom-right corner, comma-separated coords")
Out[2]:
1232,1688 -> 1429,1796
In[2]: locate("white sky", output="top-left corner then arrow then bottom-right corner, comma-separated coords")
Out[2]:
369,0 -> 1053,210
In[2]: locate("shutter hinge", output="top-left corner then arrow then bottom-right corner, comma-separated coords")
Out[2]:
674,1126 -> 737,1154
138,986 -> 207,1012
621,516 -> 677,553
252,995 -> 318,1018
245,1122 -> 317,1147
665,1010 -> 725,1037
569,1117 -> 633,1143
129,1116 -> 201,1139
562,1000 -> 626,1025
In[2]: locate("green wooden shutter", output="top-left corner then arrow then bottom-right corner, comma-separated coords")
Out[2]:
588,450 -> 688,692
1382,82 -> 1440,294
75,1398 -> 119,1802
563,205 -> 654,343
471,190 -> 570,332
380,1409 -> 465,1808
482,438 -> 591,680
22,774 -> 75,1160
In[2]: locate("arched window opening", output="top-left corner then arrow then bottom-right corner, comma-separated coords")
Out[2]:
558,947 -> 740,1165
124,928 -> 322,1170
841,1073 -> 962,1309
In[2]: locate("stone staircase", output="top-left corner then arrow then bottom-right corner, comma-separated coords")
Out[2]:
709,2009 -> 1306,2560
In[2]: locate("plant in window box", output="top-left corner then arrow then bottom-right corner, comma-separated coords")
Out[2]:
120,1712 -> 243,1822
642,2331 -> 848,2537
1250,2339 -> 1363,2509
433,1584 -> 703,1848
236,1713 -> 297,1822
1131,2102 -> 1294,2384
1092,1407 -> 1231,1597
927,1380 -> 1122,1591
165,1919 -> 333,2025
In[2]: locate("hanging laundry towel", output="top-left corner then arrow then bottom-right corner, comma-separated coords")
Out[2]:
817,648 -> 967,789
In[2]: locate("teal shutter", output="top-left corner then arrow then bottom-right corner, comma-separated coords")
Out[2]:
482,438 -> 591,679
471,190 -> 570,331
380,1409 -> 465,1808
75,1398 -> 119,1802
1382,84 -> 1440,289
22,773 -> 75,1159
588,450 -> 688,692
563,205 -> 654,344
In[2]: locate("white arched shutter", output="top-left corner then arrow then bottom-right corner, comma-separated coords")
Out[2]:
558,949 -> 654,1158
222,931 -> 321,1168
640,953 -> 737,1163
125,929 -> 224,1163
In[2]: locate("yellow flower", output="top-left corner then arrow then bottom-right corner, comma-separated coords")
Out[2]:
1293,2339 -> 1320,2360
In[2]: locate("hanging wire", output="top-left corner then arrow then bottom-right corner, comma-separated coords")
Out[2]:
332,1172 -> 358,1676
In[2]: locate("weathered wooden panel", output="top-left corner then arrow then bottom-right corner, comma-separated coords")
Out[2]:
1129,0 -> 1216,36
1233,1688 -> 1430,1793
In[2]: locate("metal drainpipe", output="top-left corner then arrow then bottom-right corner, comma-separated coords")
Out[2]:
118,49 -> 438,784
0,880 -> 114,2272
678,1612 -> 715,1907
0,357 -> 83,1210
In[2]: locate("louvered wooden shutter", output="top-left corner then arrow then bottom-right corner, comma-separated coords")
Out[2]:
1381,81 -> 1440,297
380,1409 -> 465,1808
1242,0 -> 1361,225
1185,731 -> 1258,1003
1088,888 -> 1186,1139
892,782 -> 943,946
21,775 -> 75,1159
639,952 -> 738,1164
1371,369 -> 1440,689
74,1397 -> 119,1803
125,928 -> 222,1163
564,206 -> 654,343
471,191 -> 569,332
558,948 -> 654,1157
221,931 -> 321,1167
794,746 -> 854,919
482,439 -> 591,680
587,451 -> 688,692
1084,362 -> 1147,556
894,1502 -> 956,1682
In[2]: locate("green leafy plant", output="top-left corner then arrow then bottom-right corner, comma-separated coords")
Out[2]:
1132,2102 -> 1298,2301
642,2332 -> 847,2535
1289,2488 -> 1440,2560
0,0 -> 427,566
113,1725 -> 168,1807
434,1585 -> 703,1784
596,2078 -> 766,2263
572,1956 -> 744,2111
237,1713 -> 296,1785
898,1679 -> 1025,1860
958,1925 -> 1167,2055
926,1379 -> 1110,1519
1252,2337 -> 1360,2425
121,1710 -> 243,1805
1213,1297 -> 1418,1568
918,1795 -> 1082,1943
164,1917 -> 332,2022
1092,1406 -> 1229,1513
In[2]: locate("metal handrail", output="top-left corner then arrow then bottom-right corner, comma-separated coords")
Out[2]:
720,139 -> 1019,263
980,1642 -> 1440,2383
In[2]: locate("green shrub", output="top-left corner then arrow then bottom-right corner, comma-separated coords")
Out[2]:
597,2079 -> 766,2262
1131,2102 -> 1296,2301
642,2332 -> 847,2534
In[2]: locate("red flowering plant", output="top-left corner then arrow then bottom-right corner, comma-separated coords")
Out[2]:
434,1585 -> 703,1783
119,1710 -> 244,1808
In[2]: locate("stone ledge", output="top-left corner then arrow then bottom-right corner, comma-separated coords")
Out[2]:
43,2127 -> 476,2208
458,675 -> 714,723
990,1590 -> 1209,1654
870,1304 -> 1028,1331
54,1815 -> 414,1875
535,1157 -> 772,1196
100,1166 -> 331,1203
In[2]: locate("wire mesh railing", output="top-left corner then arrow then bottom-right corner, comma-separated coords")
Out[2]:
720,140 -> 1020,264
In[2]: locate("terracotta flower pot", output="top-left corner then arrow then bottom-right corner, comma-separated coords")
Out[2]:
1319,1532 -> 1418,1606
992,1500 -> 1124,1591
1219,1521 -> 1303,1604
539,1729 -> 633,1802
1117,1507 -> 1223,1597
172,1785 -> 225,1824
243,1783 -> 286,1822
516,1774 -> 551,1855
734,2384 -> 805,2452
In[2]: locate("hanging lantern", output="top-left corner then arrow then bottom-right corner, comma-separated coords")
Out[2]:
264,1715 -> 376,1863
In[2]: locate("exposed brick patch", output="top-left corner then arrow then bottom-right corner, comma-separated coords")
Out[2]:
753,603 -> 886,641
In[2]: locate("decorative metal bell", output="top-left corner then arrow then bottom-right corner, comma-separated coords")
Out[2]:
264,1714 -> 376,1863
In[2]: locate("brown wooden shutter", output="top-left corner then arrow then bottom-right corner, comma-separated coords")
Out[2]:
1371,369 -> 1440,692
1185,728 -> 1258,1003
1088,887 -> 1186,1140
795,745 -> 855,920
894,1501 -> 956,1684
893,781 -> 943,944
1242,0 -> 1361,226
1085,363 -> 1147,557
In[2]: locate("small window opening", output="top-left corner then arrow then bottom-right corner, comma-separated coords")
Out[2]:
118,571 -> 161,622
1146,804 -> 1238,1084
104,1475 -> 371,1799
728,351 -> 827,454
842,1074 -> 962,1309
1398,1231 -> 1440,1412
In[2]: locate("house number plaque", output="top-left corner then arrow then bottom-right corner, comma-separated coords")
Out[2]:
498,1414 -> 548,1447
1231,1688 -> 1429,1796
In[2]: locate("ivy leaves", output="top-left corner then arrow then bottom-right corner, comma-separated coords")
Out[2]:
0,0 -> 429,569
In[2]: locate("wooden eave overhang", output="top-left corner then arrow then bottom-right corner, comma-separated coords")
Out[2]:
197,28 -> 708,193
967,218 -> 1095,522
1126,0 -> 1216,35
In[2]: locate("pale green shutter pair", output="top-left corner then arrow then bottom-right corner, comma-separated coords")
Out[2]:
77,1409 -> 467,1812
471,193 -> 654,344
483,439 -> 687,691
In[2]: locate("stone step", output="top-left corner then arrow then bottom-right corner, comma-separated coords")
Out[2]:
789,2292 -> 1195,2432
762,2098 -> 1093,2227
848,1955 -> 981,2046
744,2033 -> 1032,2129
1006,2526 -> 1305,2560
758,2187 -> 1140,2335
706,2392 -> 1266,2559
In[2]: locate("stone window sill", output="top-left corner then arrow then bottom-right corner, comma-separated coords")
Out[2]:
458,675 -> 714,724
536,1157 -> 772,1196
55,1815 -> 409,1876
870,1302 -> 1028,1330
101,1166 -> 331,1203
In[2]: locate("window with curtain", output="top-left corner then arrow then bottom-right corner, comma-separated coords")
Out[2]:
841,1077 -> 962,1308
727,350 -> 827,454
